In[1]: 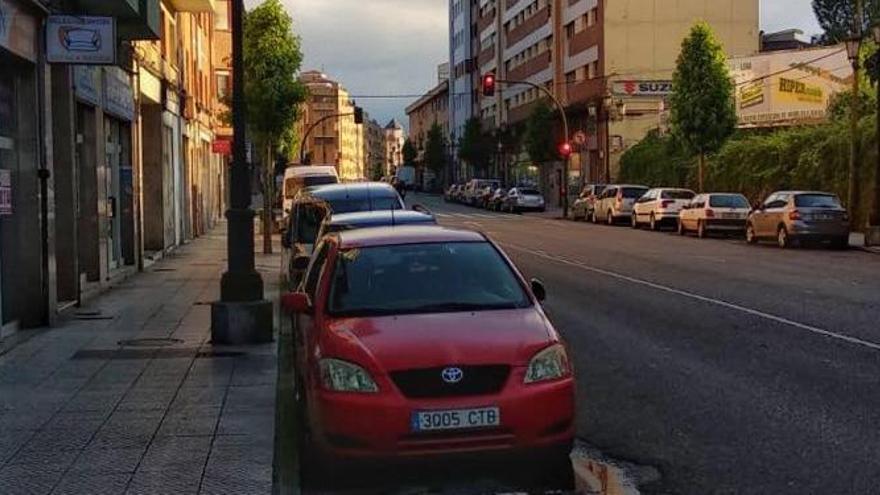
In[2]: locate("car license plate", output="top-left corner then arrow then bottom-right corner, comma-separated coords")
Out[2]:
721,212 -> 740,219
411,407 -> 500,432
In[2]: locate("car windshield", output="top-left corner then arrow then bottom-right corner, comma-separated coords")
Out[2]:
519,189 -> 541,196
622,187 -> 649,198
327,242 -> 531,317
326,195 -> 402,213
709,195 -> 750,208
661,190 -> 695,200
795,194 -> 842,208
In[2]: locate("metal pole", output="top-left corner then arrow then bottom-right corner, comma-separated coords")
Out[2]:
298,112 -> 354,164
849,0 -> 863,223
496,79 -> 569,217
220,0 -> 262,302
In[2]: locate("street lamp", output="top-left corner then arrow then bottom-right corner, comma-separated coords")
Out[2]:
845,33 -> 863,227
870,26 -> 880,241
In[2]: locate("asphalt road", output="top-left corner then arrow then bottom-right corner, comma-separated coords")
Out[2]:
409,193 -> 880,495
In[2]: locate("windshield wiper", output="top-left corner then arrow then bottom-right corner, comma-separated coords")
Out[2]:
408,302 -> 523,312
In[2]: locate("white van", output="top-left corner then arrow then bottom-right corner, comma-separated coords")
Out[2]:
282,165 -> 339,217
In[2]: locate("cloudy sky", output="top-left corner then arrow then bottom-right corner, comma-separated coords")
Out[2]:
252,0 -> 823,128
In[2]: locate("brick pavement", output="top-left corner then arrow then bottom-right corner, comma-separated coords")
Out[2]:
0,223 -> 281,495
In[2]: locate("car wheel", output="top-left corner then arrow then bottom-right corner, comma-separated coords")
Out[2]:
697,221 -> 707,239
607,211 -> 614,226
746,223 -> 758,244
777,226 -> 792,249
678,219 -> 686,236
831,236 -> 849,250
650,214 -> 658,231
631,213 -> 639,229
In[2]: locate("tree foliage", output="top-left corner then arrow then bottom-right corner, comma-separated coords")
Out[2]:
458,117 -> 491,173
812,0 -> 879,43
524,102 -> 560,163
424,123 -> 448,173
402,139 -> 418,167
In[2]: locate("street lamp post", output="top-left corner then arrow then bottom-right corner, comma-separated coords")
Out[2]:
211,0 -> 273,344
870,25 -> 880,245
845,27 -> 863,227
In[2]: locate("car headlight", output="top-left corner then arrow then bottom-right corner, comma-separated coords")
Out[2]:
524,344 -> 571,384
320,358 -> 379,393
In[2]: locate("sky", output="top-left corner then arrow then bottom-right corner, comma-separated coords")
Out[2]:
251,0 -> 824,129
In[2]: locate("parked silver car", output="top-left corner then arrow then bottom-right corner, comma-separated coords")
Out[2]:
572,184 -> 606,221
503,187 -> 546,213
632,188 -> 696,230
592,185 -> 649,225
746,191 -> 850,249
678,193 -> 751,238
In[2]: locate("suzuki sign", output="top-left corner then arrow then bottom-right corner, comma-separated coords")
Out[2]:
612,80 -> 673,97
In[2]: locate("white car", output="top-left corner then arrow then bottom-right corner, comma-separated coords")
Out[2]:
678,193 -> 751,238
503,187 -> 546,213
632,188 -> 696,230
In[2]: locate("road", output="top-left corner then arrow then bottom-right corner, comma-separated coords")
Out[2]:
407,193 -> 880,494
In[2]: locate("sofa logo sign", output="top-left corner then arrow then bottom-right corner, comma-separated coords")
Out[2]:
613,80 -> 674,96
46,16 -> 115,65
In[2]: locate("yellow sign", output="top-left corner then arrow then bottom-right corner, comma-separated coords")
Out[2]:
739,82 -> 764,109
777,77 -> 823,104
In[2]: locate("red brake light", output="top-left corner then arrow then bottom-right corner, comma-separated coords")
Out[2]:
705,209 -> 715,218
789,210 -> 801,221
660,200 -> 674,209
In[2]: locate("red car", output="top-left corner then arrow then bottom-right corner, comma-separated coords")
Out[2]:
283,225 -> 575,463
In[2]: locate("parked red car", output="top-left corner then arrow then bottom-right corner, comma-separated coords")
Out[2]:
283,226 -> 574,462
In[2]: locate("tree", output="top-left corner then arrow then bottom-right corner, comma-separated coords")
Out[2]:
243,0 -> 307,254
670,22 -> 736,192
402,139 -> 418,167
424,123 -> 449,188
524,102 -> 560,164
813,0 -> 877,43
458,117 -> 491,176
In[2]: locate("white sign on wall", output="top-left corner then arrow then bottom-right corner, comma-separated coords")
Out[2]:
46,15 -> 115,65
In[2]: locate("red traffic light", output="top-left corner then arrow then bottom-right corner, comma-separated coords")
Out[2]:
559,142 -> 573,158
482,74 -> 496,97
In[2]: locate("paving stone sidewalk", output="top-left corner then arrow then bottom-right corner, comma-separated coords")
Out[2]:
0,223 -> 281,495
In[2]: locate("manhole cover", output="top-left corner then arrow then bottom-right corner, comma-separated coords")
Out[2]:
117,338 -> 184,348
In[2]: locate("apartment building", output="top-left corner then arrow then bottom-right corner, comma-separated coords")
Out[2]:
461,0 -> 759,185
363,118 -> 386,180
298,71 -> 363,180
384,120 -> 406,177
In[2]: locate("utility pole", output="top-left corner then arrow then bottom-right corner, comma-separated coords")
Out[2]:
211,0 -> 273,345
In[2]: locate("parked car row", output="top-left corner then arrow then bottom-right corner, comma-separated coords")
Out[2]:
279,180 -> 575,474
572,183 -> 851,249
445,179 -> 547,213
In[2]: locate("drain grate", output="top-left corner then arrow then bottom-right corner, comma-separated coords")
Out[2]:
118,338 -> 184,348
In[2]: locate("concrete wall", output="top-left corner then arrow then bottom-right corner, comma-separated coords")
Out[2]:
142,104 -> 165,252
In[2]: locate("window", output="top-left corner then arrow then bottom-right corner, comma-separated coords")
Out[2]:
794,194 -> 841,208
215,0 -> 230,30
304,242 -> 331,298
216,73 -> 231,100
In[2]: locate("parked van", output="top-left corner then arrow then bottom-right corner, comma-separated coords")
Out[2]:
463,178 -> 501,206
281,165 -> 339,217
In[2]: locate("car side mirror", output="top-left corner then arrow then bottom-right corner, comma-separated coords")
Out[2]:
292,255 -> 311,271
530,278 -> 547,302
282,292 -> 312,314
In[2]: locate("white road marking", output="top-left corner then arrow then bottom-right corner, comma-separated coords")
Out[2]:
503,243 -> 880,352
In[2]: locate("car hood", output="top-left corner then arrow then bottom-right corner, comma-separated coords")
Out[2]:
324,308 -> 555,370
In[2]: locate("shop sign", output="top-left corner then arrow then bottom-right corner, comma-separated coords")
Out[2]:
103,68 -> 134,121
613,80 -> 673,97
0,0 -> 38,62
0,169 -> 11,216
212,139 -> 232,155
739,82 -> 764,109
46,16 -> 116,65
74,65 -> 101,105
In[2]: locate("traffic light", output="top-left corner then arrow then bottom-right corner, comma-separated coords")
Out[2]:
354,106 -> 364,125
482,73 -> 496,97
559,142 -> 573,158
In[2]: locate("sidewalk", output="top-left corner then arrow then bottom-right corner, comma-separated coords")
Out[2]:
0,223 -> 281,495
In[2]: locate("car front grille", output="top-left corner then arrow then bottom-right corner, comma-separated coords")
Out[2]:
389,365 -> 510,398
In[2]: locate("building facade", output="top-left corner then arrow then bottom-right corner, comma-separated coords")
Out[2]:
384,120 -> 406,177
406,80 -> 450,187
298,70 -> 363,180
458,0 -> 759,190
448,0 -> 476,169
363,118 -> 385,180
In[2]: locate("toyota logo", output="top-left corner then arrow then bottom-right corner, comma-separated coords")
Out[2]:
441,367 -> 464,384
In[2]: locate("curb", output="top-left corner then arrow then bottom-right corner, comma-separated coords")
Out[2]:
273,284 -> 301,495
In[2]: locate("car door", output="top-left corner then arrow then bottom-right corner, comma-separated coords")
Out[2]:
681,196 -> 697,229
765,194 -> 790,235
755,194 -> 780,237
636,189 -> 656,220
295,241 -> 331,381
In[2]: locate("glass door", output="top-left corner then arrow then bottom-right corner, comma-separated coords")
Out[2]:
104,117 -> 122,270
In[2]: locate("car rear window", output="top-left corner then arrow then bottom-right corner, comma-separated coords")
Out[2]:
327,242 -> 531,317
519,189 -> 541,196
709,195 -> 750,208
285,176 -> 338,198
794,194 -> 841,208
661,190 -> 696,200
327,194 -> 402,214
622,187 -> 649,198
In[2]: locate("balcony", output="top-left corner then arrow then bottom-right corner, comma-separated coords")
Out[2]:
506,6 -> 550,47
568,24 -> 601,57
507,51 -> 551,81
166,0 -> 215,13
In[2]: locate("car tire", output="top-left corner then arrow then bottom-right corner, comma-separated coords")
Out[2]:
631,213 -> 639,229
650,214 -> 658,231
591,211 -> 598,224
697,221 -> 707,239
777,226 -> 793,249
607,211 -> 614,226
831,236 -> 849,250
678,219 -> 687,236
746,223 -> 758,244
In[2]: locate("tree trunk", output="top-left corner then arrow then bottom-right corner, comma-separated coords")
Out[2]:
262,144 -> 273,255
698,152 -> 706,193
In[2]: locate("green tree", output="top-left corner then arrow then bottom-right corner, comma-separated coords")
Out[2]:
524,102 -> 560,163
670,22 -> 736,192
458,117 -> 491,176
812,0 -> 878,43
402,139 -> 418,167
244,0 -> 307,254
424,123 -> 449,187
